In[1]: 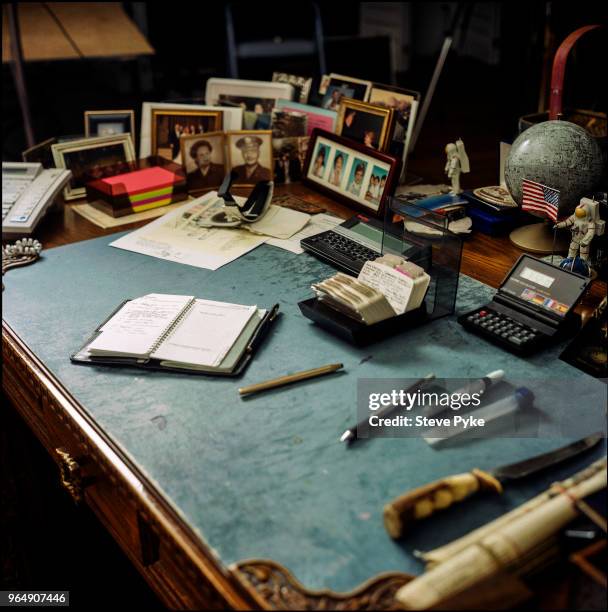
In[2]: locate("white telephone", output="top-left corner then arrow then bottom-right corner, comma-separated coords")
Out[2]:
2,162 -> 72,239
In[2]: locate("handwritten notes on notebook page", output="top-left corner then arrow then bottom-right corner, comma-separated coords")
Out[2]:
89,294 -> 193,358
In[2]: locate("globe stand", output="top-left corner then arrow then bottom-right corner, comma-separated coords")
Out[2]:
509,221 -> 569,254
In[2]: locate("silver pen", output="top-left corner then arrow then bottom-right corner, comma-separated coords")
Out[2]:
423,370 -> 505,417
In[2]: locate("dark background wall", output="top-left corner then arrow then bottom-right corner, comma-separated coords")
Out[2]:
2,1 -> 607,181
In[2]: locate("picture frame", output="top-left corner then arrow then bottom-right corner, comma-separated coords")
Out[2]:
303,129 -> 400,218
336,98 -> 396,152
226,130 -> 273,186
272,72 -> 313,104
180,131 -> 227,195
275,100 -> 337,136
22,137 -> 57,167
205,78 -> 294,110
271,109 -> 308,139
84,110 -> 135,140
139,103 -> 243,158
319,73 -> 373,111
368,83 -> 420,154
51,134 -> 136,200
151,109 -> 223,163
272,136 -> 310,185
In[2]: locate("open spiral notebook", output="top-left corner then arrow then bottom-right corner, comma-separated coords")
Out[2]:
71,293 -> 279,376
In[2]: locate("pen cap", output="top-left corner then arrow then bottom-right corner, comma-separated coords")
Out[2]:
514,387 -> 535,410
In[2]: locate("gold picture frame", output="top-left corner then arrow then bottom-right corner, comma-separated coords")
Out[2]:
336,98 -> 396,153
84,109 -> 136,140
150,109 -> 223,162
51,134 -> 136,201
226,130 -> 273,186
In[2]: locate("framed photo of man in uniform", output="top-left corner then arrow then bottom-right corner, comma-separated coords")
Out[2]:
226,130 -> 273,186
180,131 -> 226,195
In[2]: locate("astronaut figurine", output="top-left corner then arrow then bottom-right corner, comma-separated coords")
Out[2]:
554,197 -> 602,277
444,139 -> 470,195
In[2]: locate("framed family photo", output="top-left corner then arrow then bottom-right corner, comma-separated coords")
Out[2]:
226,130 -> 273,186
336,98 -> 396,152
84,110 -> 135,140
51,134 -> 136,200
139,103 -> 243,158
180,131 -> 226,195
151,109 -> 223,163
205,78 -> 294,129
303,129 -> 400,217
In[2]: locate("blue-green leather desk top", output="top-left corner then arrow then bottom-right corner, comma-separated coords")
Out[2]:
2,233 -> 606,592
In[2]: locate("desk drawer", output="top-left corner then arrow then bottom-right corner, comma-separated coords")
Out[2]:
41,393 -> 243,610
3,339 -> 54,449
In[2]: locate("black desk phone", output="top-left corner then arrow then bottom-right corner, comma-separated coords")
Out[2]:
458,254 -> 591,356
300,214 -> 429,276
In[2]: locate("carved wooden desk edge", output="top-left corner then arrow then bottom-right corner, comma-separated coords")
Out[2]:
232,559 -> 413,610
2,319 -> 259,610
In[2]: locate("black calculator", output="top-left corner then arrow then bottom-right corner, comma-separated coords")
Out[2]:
461,307 -> 544,354
301,214 -> 428,276
458,254 -> 590,356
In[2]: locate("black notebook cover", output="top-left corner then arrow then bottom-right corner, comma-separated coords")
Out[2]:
71,300 -> 280,377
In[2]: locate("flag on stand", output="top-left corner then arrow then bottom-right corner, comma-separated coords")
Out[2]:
521,179 -> 560,222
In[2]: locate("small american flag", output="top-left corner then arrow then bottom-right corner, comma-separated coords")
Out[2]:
521,179 -> 560,222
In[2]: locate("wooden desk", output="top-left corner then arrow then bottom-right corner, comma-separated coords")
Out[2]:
2,186 -> 605,610
32,184 -> 607,309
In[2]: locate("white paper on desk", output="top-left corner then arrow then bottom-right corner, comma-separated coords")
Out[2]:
91,293 -> 193,357
152,299 -> 256,367
244,204 -> 310,240
358,262 -> 420,315
266,213 -> 342,254
109,193 -> 267,271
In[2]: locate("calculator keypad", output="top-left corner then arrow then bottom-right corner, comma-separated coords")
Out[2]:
463,308 -> 541,351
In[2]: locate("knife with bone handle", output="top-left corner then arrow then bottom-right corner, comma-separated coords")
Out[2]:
383,431 -> 603,538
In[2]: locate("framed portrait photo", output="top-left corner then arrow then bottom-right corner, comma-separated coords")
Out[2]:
84,110 -> 135,140
320,73 -> 373,111
226,130 -> 273,186
180,131 -> 226,195
368,84 -> 420,153
273,136 -> 309,185
151,109 -> 223,163
336,98 -> 396,152
51,134 -> 136,200
303,129 -> 400,218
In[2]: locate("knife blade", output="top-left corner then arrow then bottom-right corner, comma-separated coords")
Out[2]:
383,432 -> 604,538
